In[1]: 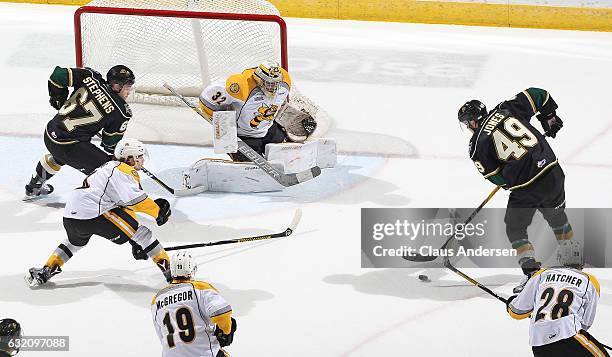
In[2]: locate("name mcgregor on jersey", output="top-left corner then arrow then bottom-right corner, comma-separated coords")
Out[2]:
155,290 -> 194,310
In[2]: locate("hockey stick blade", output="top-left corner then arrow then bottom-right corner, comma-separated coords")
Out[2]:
165,208 -> 302,251
444,258 -> 508,304
162,83 -> 322,187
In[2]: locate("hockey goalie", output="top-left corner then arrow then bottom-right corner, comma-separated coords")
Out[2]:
183,61 -> 336,193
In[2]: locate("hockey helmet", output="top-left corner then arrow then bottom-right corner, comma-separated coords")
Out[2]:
254,61 -> 282,96
171,251 -> 197,279
114,138 -> 148,162
458,100 -> 487,126
557,240 -> 584,268
0,318 -> 22,356
107,65 -> 135,87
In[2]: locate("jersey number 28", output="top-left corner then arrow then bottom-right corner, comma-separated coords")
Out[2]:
162,307 -> 196,348
535,287 -> 575,322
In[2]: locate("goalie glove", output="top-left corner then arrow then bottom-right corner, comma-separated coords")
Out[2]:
302,116 -> 317,135
537,111 -> 563,138
154,198 -> 171,226
48,81 -> 68,110
214,317 -> 237,347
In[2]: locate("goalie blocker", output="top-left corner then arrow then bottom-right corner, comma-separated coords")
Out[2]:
184,138 -> 336,193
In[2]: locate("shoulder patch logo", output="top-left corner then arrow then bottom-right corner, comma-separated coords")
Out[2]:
229,83 -> 240,94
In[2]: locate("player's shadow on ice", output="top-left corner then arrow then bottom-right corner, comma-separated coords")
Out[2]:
260,165 -> 410,206
1,268 -> 273,316
0,200 -> 65,234
324,269 -> 520,302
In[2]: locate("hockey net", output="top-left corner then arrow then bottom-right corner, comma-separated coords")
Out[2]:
74,0 -> 330,145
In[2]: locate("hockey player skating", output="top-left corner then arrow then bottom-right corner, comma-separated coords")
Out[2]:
507,241 -> 609,357
25,65 -> 135,199
458,88 -> 572,292
152,251 -> 236,357
198,61 -> 316,161
26,138 -> 173,287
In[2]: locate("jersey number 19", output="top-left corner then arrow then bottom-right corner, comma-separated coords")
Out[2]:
162,308 -> 196,348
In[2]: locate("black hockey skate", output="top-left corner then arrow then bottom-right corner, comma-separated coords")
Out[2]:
25,265 -> 62,287
513,258 -> 542,293
24,178 -> 54,201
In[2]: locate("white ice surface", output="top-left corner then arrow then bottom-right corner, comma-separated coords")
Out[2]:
1,3 -> 612,356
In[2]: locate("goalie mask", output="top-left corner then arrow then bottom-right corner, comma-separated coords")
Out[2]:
254,61 -> 282,96
171,251 -> 197,279
0,318 -> 22,356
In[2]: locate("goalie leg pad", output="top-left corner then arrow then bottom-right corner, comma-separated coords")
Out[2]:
183,159 -> 284,193
213,111 -> 238,154
264,138 -> 337,173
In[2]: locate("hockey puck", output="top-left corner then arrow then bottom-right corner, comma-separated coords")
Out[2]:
418,274 -> 430,283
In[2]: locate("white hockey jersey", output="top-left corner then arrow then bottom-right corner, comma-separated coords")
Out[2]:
151,280 -> 233,357
64,161 -> 159,220
199,67 -> 291,138
508,267 -> 600,346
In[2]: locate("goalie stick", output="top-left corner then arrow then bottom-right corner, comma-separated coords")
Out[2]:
163,83 -> 321,187
403,186 -> 501,262
165,208 -> 302,251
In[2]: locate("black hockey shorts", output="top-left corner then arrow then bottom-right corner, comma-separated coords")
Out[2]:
63,208 -> 140,247
504,164 -> 568,243
231,121 -> 287,161
532,330 -> 610,357
44,133 -> 111,175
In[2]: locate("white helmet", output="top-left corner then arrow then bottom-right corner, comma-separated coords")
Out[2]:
170,251 -> 197,279
254,61 -> 282,96
557,240 -> 584,268
114,138 -> 147,161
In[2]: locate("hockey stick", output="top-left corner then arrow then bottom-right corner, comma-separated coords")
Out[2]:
403,186 -> 501,262
162,83 -> 321,187
141,167 -> 206,197
444,257 -> 508,304
165,208 -> 302,251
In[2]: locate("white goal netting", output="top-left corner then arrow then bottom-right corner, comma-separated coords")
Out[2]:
76,0 -> 331,146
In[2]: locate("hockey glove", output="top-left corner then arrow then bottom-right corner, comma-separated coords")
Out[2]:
130,242 -> 148,260
154,198 -> 171,226
302,116 -> 317,135
506,295 -> 517,310
214,317 -> 237,347
537,112 -> 563,138
48,81 -> 69,110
